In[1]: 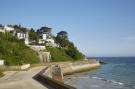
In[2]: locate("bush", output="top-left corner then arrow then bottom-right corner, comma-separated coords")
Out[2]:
55,31 -> 85,61
66,47 -> 84,61
65,42 -> 84,61
0,32 -> 40,66
46,47 -> 73,62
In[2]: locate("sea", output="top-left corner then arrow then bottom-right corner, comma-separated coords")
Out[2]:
64,57 -> 135,89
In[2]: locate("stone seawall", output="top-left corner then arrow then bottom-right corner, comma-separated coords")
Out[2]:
61,60 -> 100,75
37,66 -> 76,89
36,60 -> 100,89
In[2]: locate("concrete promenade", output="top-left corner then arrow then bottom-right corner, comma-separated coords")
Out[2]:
0,66 -> 50,89
0,61 -> 100,89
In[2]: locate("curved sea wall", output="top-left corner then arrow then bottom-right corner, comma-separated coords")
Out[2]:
36,60 -> 100,89
37,66 -> 76,89
61,60 -> 100,75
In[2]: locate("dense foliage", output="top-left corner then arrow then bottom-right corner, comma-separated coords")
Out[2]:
13,24 -> 27,33
0,32 -> 40,66
56,31 -> 69,47
29,28 -> 39,43
48,31 -> 84,61
65,42 -> 84,60
46,47 -> 73,62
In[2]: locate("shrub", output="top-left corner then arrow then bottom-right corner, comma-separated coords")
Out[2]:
0,32 -> 40,66
46,47 -> 73,62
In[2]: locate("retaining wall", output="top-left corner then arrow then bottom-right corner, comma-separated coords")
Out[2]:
36,61 -> 100,89
61,61 -> 100,75
0,64 -> 30,71
37,66 -> 76,89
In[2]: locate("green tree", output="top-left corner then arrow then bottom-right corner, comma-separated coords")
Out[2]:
30,28 -> 35,32
37,26 -> 51,34
13,24 -> 21,29
66,42 -> 84,61
29,28 -> 39,42
56,31 -> 69,47
13,24 -> 27,33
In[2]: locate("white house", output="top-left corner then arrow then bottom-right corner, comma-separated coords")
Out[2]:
38,39 -> 45,44
38,33 -> 55,44
46,39 -> 55,43
13,29 -> 27,40
43,34 -> 47,40
24,31 -> 29,45
4,25 -> 14,32
38,33 -> 59,47
16,33 -> 26,39
0,25 -> 14,33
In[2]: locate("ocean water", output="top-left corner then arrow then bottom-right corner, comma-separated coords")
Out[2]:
65,57 -> 135,89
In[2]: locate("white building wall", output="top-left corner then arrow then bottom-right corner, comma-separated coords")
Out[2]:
25,38 -> 29,45
17,33 -> 26,39
38,39 -> 45,44
29,45 -> 46,51
0,60 -> 4,65
43,34 -> 47,40
4,26 -> 14,32
23,34 -> 25,38
24,31 -> 29,45
46,39 -> 55,43
17,33 -> 20,38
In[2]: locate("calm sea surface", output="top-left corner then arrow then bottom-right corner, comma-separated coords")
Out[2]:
65,57 -> 135,89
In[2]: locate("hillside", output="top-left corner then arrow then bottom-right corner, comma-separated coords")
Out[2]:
46,47 -> 73,62
0,25 -> 85,65
0,32 -> 40,66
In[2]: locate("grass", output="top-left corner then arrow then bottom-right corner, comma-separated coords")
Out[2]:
0,32 -> 40,66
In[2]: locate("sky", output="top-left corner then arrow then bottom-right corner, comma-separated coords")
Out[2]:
0,0 -> 135,57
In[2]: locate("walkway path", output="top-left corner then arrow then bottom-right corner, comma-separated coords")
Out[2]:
0,66 -> 50,89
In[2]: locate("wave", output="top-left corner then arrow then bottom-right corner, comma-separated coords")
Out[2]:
69,76 -> 125,86
73,76 -> 134,88
91,76 -> 124,85
91,76 -> 135,88
65,75 -> 135,89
